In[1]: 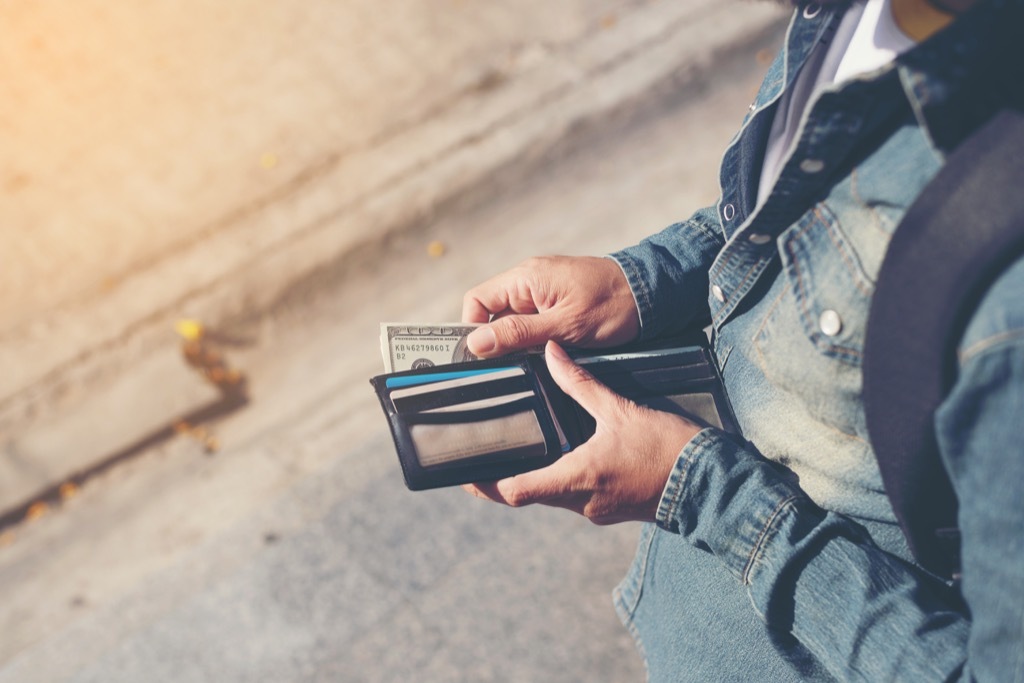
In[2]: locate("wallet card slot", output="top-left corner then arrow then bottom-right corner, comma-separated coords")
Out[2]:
387,366 -> 524,395
423,391 -> 535,413
405,395 -> 538,425
576,348 -> 711,373
391,375 -> 533,413
596,366 -> 717,396
581,359 -> 710,377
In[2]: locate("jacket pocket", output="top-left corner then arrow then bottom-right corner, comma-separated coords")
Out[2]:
753,204 -> 872,438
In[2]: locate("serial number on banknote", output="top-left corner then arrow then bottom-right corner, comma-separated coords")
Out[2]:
393,344 -> 456,353
380,322 -> 482,373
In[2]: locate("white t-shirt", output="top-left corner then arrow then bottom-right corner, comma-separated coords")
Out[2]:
756,0 -> 917,207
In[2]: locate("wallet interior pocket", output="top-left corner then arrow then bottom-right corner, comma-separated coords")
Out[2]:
375,358 -> 564,489
579,347 -> 738,433
406,396 -> 547,468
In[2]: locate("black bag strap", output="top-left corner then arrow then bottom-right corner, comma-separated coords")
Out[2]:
863,107 -> 1024,580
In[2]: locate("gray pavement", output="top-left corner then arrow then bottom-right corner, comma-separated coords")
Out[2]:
0,0 -> 786,515
0,2 -> 789,681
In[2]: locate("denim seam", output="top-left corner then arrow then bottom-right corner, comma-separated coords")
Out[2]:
689,216 -> 725,245
658,456 -> 689,532
624,616 -> 649,676
959,328 -> 1024,364
615,524 -> 656,616
670,430 -> 709,521
710,254 -> 774,327
657,430 -> 712,532
612,526 -> 655,676
722,8 -> 795,145
849,167 -> 892,243
613,581 -> 650,674
742,493 -> 804,586
820,206 -> 873,297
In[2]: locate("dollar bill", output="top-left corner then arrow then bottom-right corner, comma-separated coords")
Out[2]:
380,323 -> 481,373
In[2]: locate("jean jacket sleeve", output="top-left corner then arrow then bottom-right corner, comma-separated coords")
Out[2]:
608,204 -> 725,341
654,259 -> 1024,681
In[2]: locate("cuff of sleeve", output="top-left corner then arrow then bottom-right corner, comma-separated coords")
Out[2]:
654,427 -> 713,532
606,216 -> 720,341
654,428 -> 809,583
606,252 -> 653,341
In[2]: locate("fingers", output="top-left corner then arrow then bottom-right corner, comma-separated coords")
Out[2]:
461,269 -> 530,324
463,455 -> 586,509
462,266 -> 549,357
544,341 -> 625,421
461,291 -> 503,325
461,255 -> 643,358
467,312 -> 563,357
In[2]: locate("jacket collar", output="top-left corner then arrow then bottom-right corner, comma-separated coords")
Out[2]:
895,0 -> 1024,152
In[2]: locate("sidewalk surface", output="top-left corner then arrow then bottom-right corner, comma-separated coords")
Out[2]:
0,0 -> 786,515
0,2 -> 789,680
2,0 -> 629,410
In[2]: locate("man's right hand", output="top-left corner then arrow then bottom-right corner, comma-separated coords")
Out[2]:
461,255 -> 641,358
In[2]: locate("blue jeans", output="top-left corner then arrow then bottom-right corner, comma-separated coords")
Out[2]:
615,524 -> 831,682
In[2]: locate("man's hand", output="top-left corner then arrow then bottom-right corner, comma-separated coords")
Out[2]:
461,255 -> 640,358
463,341 -> 703,525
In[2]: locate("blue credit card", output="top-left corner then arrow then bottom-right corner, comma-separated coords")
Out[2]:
384,366 -> 514,389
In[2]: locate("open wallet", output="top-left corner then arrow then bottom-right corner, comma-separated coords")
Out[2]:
369,334 -> 739,490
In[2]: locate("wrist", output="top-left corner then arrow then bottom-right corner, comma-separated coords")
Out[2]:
602,255 -> 643,343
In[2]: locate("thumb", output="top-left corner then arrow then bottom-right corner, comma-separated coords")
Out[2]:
544,341 -> 624,421
467,312 -> 561,358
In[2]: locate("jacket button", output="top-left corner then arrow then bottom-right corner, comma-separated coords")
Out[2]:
712,285 -> 726,303
803,3 -> 822,18
800,158 -> 825,174
819,309 -> 843,336
723,203 -> 736,221
748,233 -> 772,245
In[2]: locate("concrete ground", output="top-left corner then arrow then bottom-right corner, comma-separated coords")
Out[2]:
2,0 -> 631,331
0,1 -> 788,680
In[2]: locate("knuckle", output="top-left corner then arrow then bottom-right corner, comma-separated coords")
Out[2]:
503,484 -> 530,508
497,315 -> 531,346
583,502 -> 614,526
521,255 -> 542,270
523,255 -> 553,270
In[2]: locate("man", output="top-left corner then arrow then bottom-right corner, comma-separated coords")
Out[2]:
460,0 -> 1023,679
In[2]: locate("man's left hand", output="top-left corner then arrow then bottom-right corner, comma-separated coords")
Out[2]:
463,341 -> 703,525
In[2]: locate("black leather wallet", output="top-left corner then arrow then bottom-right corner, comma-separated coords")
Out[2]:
370,336 -> 738,490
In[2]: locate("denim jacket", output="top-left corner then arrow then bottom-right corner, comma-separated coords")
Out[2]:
609,0 -> 1024,680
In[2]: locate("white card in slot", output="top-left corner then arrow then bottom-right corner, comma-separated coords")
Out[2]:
389,367 -> 525,401
422,391 -> 534,413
